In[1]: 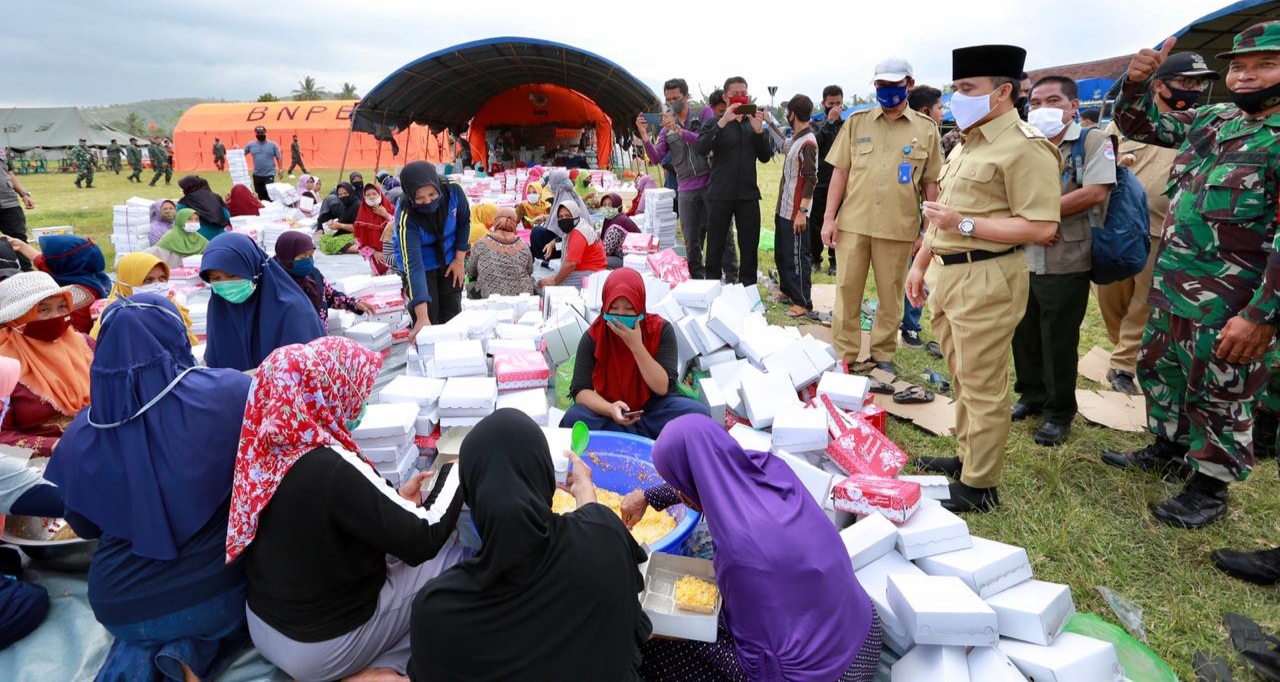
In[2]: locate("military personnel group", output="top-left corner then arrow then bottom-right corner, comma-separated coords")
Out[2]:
53,24 -> 1280,581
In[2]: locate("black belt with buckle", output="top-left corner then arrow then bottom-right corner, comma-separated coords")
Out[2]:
937,246 -> 1022,266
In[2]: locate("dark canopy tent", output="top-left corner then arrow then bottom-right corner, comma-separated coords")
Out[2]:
352,37 -> 659,168
1147,0 -> 1279,103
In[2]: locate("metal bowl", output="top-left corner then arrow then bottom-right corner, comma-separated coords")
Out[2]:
2,516 -> 97,572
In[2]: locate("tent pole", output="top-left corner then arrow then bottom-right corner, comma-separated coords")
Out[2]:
337,125 -> 354,188
374,139 -> 383,173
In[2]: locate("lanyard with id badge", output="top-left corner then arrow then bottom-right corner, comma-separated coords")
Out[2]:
898,140 -> 917,185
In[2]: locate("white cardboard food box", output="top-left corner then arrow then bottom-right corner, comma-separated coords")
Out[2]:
773,450 -> 835,508
438,377 -> 498,415
764,339 -> 824,390
495,323 -> 542,344
896,500 -> 973,560
670,317 -> 699,376
709,359 -> 752,398
517,310 -> 543,327
695,348 -> 737,372
967,646 -> 1027,682
643,276 -> 670,306
650,294 -> 687,324
727,424 -> 773,453
740,370 -> 800,429
689,314 -> 729,355
433,340 -> 488,378
415,412 -> 438,436
898,475 -> 952,501
998,633 -> 1124,682
350,403 -> 419,440
697,376 -> 727,426
541,309 -> 590,367
817,372 -> 871,412
985,580 -> 1076,646
487,338 -> 538,354
706,296 -> 749,346
853,551 -> 925,655
354,428 -> 414,452
345,321 -> 391,344
916,536 -> 1033,599
444,309 -> 499,339
891,644 -> 970,682
672,279 -> 722,310
770,406 -> 829,453
640,553 -> 722,643
415,325 -> 466,350
839,513 -> 899,570
380,376 -> 447,408
737,320 -> 793,369
495,388 -> 549,426
441,416 -> 485,428
886,574 -> 999,647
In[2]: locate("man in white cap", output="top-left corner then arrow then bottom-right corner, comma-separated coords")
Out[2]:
822,57 -> 943,375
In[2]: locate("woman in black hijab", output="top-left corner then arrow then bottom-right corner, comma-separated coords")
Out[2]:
393,161 -> 471,335
410,409 -> 651,682
176,175 -> 232,241
316,182 -> 360,255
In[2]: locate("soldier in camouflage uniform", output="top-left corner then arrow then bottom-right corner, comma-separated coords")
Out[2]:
125,137 -> 144,183
149,140 -> 173,187
106,139 -> 122,174
70,139 -> 95,188
1102,23 -> 1280,530
287,134 -> 307,175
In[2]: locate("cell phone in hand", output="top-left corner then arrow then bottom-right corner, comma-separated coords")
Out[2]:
736,104 -> 758,116
622,410 -> 645,418
641,113 -> 663,128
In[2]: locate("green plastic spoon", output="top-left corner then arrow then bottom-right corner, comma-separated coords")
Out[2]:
571,421 -> 590,458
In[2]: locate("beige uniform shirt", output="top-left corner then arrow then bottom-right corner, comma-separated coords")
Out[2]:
1105,121 -> 1175,237
925,109 -> 1063,255
826,107 -> 943,242
1025,121 -> 1116,275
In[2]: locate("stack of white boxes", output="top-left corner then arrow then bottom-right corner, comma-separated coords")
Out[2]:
640,187 -> 678,249
186,300 -> 208,340
350,403 -> 419,487
226,150 -> 252,188
261,223 -> 305,255
379,375 -> 446,441
438,376 -> 497,428
109,198 -> 155,265
346,321 -> 392,354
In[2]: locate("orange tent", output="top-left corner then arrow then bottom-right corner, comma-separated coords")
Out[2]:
172,100 -> 453,172
468,84 -> 612,170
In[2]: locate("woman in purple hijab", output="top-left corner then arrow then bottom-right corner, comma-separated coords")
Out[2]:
641,415 -> 881,682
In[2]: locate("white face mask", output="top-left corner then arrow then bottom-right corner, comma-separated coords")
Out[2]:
526,193 -> 539,203
365,196 -> 379,206
949,90 -> 996,131
132,282 -> 168,295
182,222 -> 202,234
1028,107 -> 1068,138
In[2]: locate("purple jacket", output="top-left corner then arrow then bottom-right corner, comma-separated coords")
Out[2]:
643,106 -> 713,192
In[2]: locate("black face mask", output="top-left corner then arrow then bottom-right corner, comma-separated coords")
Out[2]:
557,217 -> 578,233
1231,80 -> 1280,115
1160,86 -> 1203,111
338,193 -> 355,207
1015,97 -> 1029,120
255,134 -> 266,141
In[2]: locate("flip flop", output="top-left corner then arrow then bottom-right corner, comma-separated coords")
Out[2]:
893,386 -> 935,404
1192,652 -> 1233,682
868,380 -> 895,395
851,361 -> 879,374
773,293 -> 793,305
925,341 -> 943,358
785,306 -> 808,318
923,370 -> 952,392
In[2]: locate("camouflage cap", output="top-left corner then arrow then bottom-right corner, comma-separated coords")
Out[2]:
1218,21 -> 1280,59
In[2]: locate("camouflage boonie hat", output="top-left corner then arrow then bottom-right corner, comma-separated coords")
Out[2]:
1218,21 -> 1280,59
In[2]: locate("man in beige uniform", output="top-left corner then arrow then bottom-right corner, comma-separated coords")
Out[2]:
906,45 -> 1063,512
1096,52 -> 1219,396
823,58 -> 943,374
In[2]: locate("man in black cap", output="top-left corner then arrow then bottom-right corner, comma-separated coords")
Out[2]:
1096,52 -> 1220,397
245,125 -> 282,201
905,44 -> 1063,512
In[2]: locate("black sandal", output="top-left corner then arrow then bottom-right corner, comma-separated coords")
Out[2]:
893,386 -> 935,404
868,380 -> 895,395
925,341 -> 943,358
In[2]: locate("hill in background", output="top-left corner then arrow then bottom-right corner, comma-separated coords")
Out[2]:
84,97 -> 225,138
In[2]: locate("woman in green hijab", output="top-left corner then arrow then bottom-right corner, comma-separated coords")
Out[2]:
146,208 -> 209,268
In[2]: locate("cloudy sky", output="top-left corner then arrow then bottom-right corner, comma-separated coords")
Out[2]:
8,0 -> 1227,107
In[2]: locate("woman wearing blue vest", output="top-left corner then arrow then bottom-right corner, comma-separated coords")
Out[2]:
394,162 -> 470,339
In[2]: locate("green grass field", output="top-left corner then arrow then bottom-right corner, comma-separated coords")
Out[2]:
16,162 -> 1280,679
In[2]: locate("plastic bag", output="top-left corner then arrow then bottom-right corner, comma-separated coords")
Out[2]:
1063,613 -> 1177,682
1096,585 -> 1149,643
759,229 -> 775,252
554,355 -> 575,411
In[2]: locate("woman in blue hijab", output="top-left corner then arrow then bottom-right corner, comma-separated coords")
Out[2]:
199,232 -> 325,371
47,294 -> 254,682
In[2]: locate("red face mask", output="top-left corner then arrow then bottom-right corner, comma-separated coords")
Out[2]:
20,316 -> 71,342
728,94 -> 750,106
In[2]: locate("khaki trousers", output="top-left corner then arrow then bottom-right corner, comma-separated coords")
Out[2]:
927,252 -> 1030,488
1095,236 -> 1160,374
833,232 -> 915,364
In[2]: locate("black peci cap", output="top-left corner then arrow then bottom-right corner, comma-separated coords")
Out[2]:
953,45 -> 1028,81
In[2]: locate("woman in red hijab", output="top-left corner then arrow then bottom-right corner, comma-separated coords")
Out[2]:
225,184 -> 262,218
353,183 -> 395,276
560,268 -> 709,439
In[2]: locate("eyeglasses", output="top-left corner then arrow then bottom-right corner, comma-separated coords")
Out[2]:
1165,77 -> 1209,91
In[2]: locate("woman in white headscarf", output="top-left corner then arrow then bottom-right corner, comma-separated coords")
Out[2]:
535,170 -> 607,289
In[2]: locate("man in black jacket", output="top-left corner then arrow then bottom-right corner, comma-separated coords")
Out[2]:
811,85 -> 844,276
697,76 -> 773,286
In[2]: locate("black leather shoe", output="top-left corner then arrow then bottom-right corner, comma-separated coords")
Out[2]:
1011,402 -> 1042,421
942,482 -> 999,513
1100,437 -> 1191,480
1151,474 -> 1229,529
1255,409 -> 1278,461
1212,546 -> 1280,585
1034,421 -> 1071,447
914,456 -> 962,478
1107,369 -> 1140,396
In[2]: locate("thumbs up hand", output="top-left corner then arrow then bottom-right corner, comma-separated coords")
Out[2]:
1128,37 -> 1177,82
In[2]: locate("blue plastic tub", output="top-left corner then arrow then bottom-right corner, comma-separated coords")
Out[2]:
581,431 -> 699,555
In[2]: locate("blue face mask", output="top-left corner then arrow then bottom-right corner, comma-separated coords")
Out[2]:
876,83 -> 910,109
604,313 -> 644,329
412,192 -> 442,214
290,257 -> 315,277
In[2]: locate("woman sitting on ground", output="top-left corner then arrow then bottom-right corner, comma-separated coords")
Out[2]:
629,173 -> 657,216
147,199 -> 177,246
466,207 -> 535,298
316,182 -> 361,255
571,169 -> 598,208
560,268 -> 708,439
176,175 -> 232,241
146,208 -> 209,269
90,252 -> 197,345
0,272 -> 94,457
468,203 -> 497,247
599,192 -> 642,265
294,175 -> 320,217
199,232 -> 325,371
535,171 -> 606,289
635,415 -> 882,682
48,295 -> 253,682
228,337 -> 468,682
410,409 -> 651,681
394,161 -> 470,337
273,230 -> 372,325
226,184 -> 263,218
7,235 -> 112,335
353,183 -> 396,276
515,179 -> 551,230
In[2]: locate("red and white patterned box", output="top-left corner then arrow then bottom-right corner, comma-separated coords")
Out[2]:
494,350 -> 550,391
646,248 -> 690,286
827,414 -> 908,478
832,475 -> 922,524
366,294 -> 406,315
622,233 -> 660,255
859,405 -> 888,434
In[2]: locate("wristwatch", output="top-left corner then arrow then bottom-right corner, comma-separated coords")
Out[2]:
957,217 -> 976,237
799,206 -> 811,216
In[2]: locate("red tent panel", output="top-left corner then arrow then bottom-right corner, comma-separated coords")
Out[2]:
468,84 -> 612,170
